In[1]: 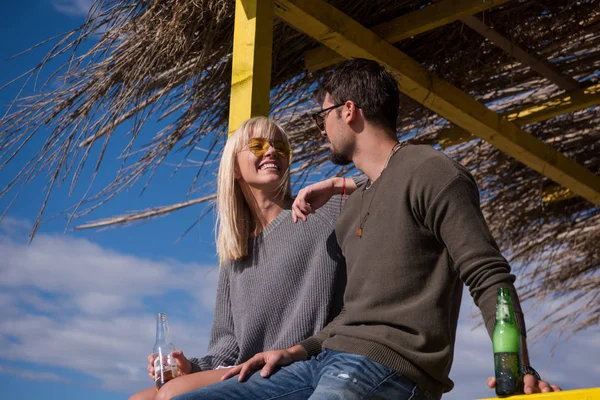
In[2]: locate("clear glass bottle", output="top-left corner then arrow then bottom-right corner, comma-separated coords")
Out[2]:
153,312 -> 178,390
492,288 -> 524,397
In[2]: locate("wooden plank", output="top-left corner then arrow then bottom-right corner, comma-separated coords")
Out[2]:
479,387 -> 600,400
273,0 -> 600,205
543,184 -> 575,203
461,15 -> 580,91
506,83 -> 600,125
229,0 -> 274,134
304,0 -> 511,71
439,83 -> 600,148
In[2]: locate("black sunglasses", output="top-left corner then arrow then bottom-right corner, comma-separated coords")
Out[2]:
311,101 -> 361,132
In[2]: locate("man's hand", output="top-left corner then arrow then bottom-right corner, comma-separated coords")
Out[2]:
147,350 -> 192,381
293,177 -> 356,222
221,345 -> 308,382
486,375 -> 562,394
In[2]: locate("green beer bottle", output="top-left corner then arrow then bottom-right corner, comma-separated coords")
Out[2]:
493,288 -> 524,397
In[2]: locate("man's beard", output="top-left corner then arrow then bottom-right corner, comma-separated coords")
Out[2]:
329,151 -> 352,166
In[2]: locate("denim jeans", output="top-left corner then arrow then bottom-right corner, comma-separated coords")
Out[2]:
172,349 -> 429,400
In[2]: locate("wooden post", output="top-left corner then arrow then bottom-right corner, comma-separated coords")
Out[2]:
228,0 -> 274,135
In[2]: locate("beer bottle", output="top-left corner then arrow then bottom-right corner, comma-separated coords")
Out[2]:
493,288 -> 524,397
153,312 -> 178,390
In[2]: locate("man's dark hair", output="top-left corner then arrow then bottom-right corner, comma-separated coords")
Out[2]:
316,59 -> 400,132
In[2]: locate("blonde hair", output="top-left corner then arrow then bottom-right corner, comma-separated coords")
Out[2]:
216,116 -> 292,261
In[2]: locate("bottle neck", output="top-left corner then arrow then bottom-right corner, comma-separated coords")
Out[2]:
496,288 -> 516,324
155,313 -> 172,345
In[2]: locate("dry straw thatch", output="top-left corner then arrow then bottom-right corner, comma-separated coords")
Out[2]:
0,0 -> 599,335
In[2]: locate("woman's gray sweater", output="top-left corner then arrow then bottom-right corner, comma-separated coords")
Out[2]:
189,196 -> 347,371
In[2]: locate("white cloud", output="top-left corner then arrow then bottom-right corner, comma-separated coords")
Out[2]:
0,218 -> 219,393
0,232 -> 219,313
51,0 -> 95,17
0,365 -> 69,383
0,215 -> 30,236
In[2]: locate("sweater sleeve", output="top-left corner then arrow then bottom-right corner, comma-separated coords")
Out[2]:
188,264 -> 240,372
298,306 -> 347,357
420,169 -> 526,338
351,174 -> 369,188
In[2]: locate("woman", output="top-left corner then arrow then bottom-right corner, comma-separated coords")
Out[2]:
129,116 -> 358,400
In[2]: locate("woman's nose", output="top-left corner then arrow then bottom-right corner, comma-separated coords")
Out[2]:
263,144 -> 277,157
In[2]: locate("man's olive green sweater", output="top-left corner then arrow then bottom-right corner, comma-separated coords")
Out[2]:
300,145 -> 525,400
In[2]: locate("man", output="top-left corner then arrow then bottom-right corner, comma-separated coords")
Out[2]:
173,59 -> 561,400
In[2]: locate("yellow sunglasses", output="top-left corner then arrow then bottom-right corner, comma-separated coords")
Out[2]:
246,138 -> 292,161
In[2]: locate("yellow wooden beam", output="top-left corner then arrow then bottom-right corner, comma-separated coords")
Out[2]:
439,83 -> 600,148
479,387 -> 600,400
507,83 -> 600,125
304,0 -> 511,71
438,125 -> 476,148
542,184 -> 575,203
228,0 -> 274,135
273,0 -> 600,205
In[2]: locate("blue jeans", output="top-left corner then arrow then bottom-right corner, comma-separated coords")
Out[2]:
173,349 -> 430,400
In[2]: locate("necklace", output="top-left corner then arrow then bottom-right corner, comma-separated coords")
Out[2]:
356,142 -> 407,238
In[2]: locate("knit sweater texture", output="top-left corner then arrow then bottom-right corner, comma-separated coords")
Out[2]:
300,145 -> 525,400
189,197 -> 347,372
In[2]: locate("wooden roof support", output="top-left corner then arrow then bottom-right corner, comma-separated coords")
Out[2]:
228,0 -> 274,134
460,15 -> 580,91
542,185 -> 576,203
439,83 -> 600,148
303,0 -> 511,71
273,0 -> 600,205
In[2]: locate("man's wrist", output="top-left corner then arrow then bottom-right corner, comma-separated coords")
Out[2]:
287,344 -> 309,361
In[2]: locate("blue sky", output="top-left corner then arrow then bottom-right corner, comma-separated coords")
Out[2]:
0,1 -> 598,400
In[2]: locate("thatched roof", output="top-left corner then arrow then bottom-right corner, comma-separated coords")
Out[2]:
1,0 -> 599,334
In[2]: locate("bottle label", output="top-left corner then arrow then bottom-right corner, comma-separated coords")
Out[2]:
154,353 -> 178,389
496,304 -> 509,319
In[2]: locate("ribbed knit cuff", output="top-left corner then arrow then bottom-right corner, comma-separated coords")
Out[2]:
188,358 -> 205,373
298,337 -> 323,358
352,174 -> 369,188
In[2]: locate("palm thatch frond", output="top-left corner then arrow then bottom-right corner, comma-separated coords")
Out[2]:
1,0 -> 599,334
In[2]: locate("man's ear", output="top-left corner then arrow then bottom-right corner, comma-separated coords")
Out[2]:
343,100 -> 359,123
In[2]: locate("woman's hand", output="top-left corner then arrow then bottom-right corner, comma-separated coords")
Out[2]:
171,350 -> 193,375
147,353 -> 156,381
147,350 -> 193,381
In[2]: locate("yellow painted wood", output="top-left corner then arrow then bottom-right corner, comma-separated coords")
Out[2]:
542,184 -> 575,203
273,0 -> 600,205
439,83 -> 600,148
438,126 -> 476,148
304,0 -> 511,71
228,0 -> 274,135
479,387 -> 600,400
507,83 -> 600,125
